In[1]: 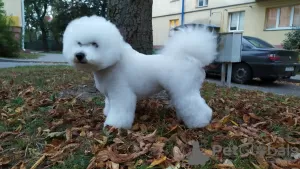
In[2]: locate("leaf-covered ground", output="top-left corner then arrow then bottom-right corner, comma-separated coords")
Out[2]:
0,66 -> 300,169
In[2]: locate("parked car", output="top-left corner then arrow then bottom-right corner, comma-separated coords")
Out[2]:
206,36 -> 300,84
170,24 -> 300,84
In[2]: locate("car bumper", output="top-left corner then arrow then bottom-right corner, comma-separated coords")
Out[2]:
251,63 -> 300,78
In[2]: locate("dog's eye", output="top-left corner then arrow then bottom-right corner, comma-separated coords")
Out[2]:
78,42 -> 82,46
91,42 -> 98,48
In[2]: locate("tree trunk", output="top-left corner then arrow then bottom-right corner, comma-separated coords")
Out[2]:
101,0 -> 107,17
107,0 -> 153,55
40,21 -> 49,52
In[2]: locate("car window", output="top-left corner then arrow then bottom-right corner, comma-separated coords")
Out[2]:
244,36 -> 274,48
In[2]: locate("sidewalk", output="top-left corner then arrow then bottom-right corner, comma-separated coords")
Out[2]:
0,53 -> 68,63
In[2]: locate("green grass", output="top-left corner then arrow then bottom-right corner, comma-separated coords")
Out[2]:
50,151 -> 92,169
18,52 -> 43,59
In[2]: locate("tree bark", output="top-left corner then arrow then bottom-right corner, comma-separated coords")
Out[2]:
107,0 -> 153,55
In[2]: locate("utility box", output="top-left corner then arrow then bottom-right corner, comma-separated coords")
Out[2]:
215,32 -> 242,63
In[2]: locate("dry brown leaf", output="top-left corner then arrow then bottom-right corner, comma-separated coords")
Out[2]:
274,158 -> 300,168
96,150 -> 110,162
271,163 -> 284,169
20,162 -> 26,169
139,115 -> 150,121
108,162 -> 120,169
254,155 -> 269,169
149,142 -> 165,158
113,138 -> 124,144
66,128 -> 72,141
148,156 -> 167,168
132,123 -> 140,131
94,136 -> 108,146
107,143 -> 151,163
216,159 -> 235,169
30,154 -> 46,169
0,156 -> 10,166
87,157 -> 96,169
140,124 -> 148,132
249,113 -> 261,120
173,146 -> 185,162
243,114 -> 250,123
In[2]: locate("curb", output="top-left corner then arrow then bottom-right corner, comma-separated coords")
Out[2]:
0,58 -> 68,64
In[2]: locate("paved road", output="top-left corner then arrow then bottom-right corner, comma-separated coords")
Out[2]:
0,53 -> 67,63
0,61 -> 68,68
206,75 -> 300,97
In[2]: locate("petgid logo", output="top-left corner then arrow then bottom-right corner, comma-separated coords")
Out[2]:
212,143 -> 299,157
187,141 -> 210,165
187,141 -> 300,166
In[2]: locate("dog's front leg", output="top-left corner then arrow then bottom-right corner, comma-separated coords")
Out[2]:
103,91 -> 137,129
103,96 -> 110,116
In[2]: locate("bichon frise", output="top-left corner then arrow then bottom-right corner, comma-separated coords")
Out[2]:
62,15 -> 218,129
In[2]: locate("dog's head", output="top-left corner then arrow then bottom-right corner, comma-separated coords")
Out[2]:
62,15 -> 124,71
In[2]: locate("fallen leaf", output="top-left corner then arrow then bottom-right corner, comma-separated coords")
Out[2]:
94,136 -> 108,146
113,138 -> 124,144
96,150 -> 110,162
220,115 -> 230,124
0,156 -> 10,165
66,129 -> 72,141
216,159 -> 235,168
15,106 -> 24,113
108,143 -> 151,163
140,124 -> 148,132
108,161 -> 120,169
148,156 -> 167,168
166,162 -> 181,169
30,154 -> 46,169
47,131 -> 65,138
173,146 -> 185,162
243,114 -> 250,123
249,113 -> 261,120
149,142 -> 165,158
271,163 -> 284,169
140,115 -> 150,121
254,155 -> 269,169
132,123 -> 140,131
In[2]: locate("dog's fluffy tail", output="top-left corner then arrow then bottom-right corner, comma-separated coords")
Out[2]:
160,26 -> 218,67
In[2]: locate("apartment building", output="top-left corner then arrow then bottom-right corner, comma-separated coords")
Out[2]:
152,0 -> 300,48
3,0 -> 24,42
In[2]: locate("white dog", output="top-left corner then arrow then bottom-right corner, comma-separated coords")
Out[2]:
62,15 -> 218,129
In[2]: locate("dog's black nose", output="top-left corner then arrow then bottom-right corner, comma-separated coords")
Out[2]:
75,52 -> 85,62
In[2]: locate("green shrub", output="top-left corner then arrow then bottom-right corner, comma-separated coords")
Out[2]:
282,29 -> 300,51
0,0 -> 20,57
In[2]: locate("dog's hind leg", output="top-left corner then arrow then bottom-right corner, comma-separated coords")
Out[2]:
170,90 -> 212,128
104,90 -> 137,129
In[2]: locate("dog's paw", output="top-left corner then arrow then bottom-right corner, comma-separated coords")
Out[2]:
183,107 -> 212,129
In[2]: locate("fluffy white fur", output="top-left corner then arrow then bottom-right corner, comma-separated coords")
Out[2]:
62,15 -> 218,129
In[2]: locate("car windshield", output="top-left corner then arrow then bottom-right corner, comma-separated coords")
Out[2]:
244,36 -> 274,48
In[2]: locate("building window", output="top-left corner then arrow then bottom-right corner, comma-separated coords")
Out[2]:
169,19 -> 179,29
198,0 -> 208,7
265,4 -> 300,30
228,11 -> 245,32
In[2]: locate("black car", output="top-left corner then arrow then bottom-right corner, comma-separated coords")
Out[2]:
206,36 -> 300,84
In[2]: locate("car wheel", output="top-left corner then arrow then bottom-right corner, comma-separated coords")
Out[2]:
260,77 -> 278,83
232,63 -> 252,84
